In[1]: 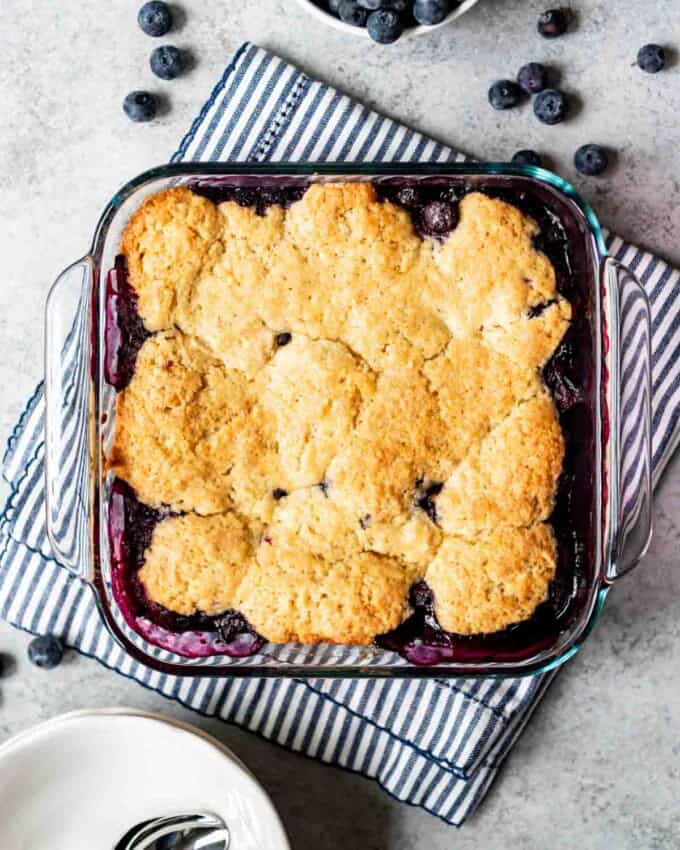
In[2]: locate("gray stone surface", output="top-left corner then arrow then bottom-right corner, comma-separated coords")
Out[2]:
1,0 -> 679,846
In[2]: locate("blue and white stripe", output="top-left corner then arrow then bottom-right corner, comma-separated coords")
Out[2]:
1,43 -> 678,826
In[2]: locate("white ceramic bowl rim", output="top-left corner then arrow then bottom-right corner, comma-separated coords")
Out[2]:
293,0 -> 481,39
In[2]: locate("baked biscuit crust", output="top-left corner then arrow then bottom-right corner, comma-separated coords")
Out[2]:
111,183 -> 571,642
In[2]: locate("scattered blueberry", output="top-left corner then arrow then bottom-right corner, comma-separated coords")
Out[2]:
137,1 -> 172,37
272,488 -> 288,500
150,45 -> 183,80
357,0 -> 386,8
488,79 -> 522,110
275,331 -> 292,347
338,0 -> 369,26
512,149 -> 543,167
517,62 -> 548,95
123,91 -> 158,123
367,9 -> 404,43
28,635 -> 64,670
389,0 -> 410,10
574,144 -> 609,176
537,8 -> 569,38
637,43 -> 665,73
421,201 -> 458,235
533,88 -> 568,124
413,0 -> 452,26
328,0 -> 343,11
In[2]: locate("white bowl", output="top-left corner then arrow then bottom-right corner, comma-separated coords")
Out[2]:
0,708 -> 291,850
293,0 -> 481,39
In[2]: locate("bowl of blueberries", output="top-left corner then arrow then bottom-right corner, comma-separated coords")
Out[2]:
296,0 -> 480,44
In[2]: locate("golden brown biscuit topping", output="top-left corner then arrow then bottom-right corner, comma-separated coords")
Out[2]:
112,183 -> 571,642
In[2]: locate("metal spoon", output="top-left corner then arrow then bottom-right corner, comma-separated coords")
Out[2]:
115,812 -> 229,850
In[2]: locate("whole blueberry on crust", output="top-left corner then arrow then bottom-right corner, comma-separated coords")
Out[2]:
422,201 -> 458,235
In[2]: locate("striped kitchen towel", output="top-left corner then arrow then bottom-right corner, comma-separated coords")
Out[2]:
1,43 -> 678,826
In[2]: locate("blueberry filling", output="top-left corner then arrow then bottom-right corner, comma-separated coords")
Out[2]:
108,478 -> 263,655
189,182 -> 307,216
543,332 -> 585,412
106,177 -> 595,665
104,255 -> 151,391
272,488 -> 288,500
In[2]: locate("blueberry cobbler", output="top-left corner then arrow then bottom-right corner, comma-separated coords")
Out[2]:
106,180 -> 580,662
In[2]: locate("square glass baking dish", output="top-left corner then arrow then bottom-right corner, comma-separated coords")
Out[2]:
44,163 -> 653,678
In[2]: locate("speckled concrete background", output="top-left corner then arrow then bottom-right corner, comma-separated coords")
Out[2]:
1,1 -> 679,847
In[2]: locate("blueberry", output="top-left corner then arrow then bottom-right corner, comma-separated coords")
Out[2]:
150,45 -> 183,80
422,201 -> 458,235
488,79 -> 522,110
327,0 -> 343,12
533,88 -> 568,124
416,482 -> 443,523
272,488 -> 288,500
123,91 -> 157,123
413,0 -> 452,26
512,149 -> 543,167
28,635 -> 64,670
409,580 -> 434,610
275,331 -> 292,347
517,62 -> 548,95
214,611 -> 257,644
367,9 -> 403,42
537,8 -> 569,38
357,0 -> 386,8
438,186 -> 460,203
574,144 -> 609,176
338,0 -> 369,25
389,0 -> 410,10
396,185 -> 421,206
0,652 -> 11,677
637,44 -> 665,73
138,1 -> 172,37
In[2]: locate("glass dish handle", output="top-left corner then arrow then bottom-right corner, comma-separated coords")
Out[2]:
44,256 -> 95,581
604,257 -> 653,581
